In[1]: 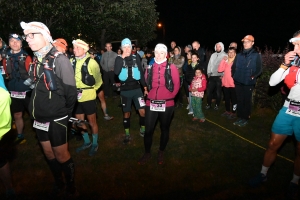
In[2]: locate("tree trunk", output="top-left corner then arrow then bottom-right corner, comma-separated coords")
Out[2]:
100,29 -> 106,49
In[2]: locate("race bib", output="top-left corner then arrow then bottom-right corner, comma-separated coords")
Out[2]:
10,91 -> 26,99
77,89 -> 82,100
0,66 -> 5,74
150,100 -> 166,112
33,120 -> 50,132
138,97 -> 145,107
286,101 -> 300,117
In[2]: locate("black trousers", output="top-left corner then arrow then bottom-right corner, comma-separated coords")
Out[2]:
102,70 -> 117,97
235,83 -> 254,120
144,106 -> 175,153
223,87 -> 237,112
206,76 -> 222,106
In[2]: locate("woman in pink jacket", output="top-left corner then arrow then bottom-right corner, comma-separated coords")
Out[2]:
218,47 -> 237,119
138,43 -> 180,165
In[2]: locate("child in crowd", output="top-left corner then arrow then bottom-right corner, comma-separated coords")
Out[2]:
189,68 -> 207,122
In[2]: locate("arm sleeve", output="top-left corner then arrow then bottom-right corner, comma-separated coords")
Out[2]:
253,54 -> 262,78
136,55 -> 146,87
231,58 -> 237,77
218,59 -> 226,73
170,64 -> 180,96
198,77 -> 207,92
269,67 -> 290,86
55,55 -> 77,115
207,55 -> 213,75
114,56 -> 123,76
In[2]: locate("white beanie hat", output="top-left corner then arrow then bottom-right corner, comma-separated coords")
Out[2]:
154,43 -> 167,53
20,21 -> 53,43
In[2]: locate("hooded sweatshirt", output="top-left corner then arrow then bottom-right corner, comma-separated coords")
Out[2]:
207,42 -> 227,76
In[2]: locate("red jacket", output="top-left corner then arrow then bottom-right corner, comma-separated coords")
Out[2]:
145,61 -> 180,107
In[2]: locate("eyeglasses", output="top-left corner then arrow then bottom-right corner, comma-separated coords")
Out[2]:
22,32 -> 42,40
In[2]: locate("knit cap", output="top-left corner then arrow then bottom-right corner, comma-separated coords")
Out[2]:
154,43 -> 167,53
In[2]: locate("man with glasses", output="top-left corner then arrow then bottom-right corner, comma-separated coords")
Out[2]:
100,42 -> 118,98
20,21 -> 78,198
232,35 -> 262,127
2,34 -> 32,144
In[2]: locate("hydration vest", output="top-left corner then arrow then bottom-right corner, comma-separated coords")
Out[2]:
118,55 -> 141,81
29,51 -> 62,91
5,52 -> 29,80
71,56 -> 95,86
146,63 -> 174,92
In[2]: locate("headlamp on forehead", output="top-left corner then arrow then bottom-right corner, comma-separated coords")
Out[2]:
9,33 -> 22,41
289,37 -> 300,43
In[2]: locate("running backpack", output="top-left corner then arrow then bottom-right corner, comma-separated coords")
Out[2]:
284,66 -> 300,89
118,55 -> 141,81
71,57 -> 95,86
146,63 -> 174,92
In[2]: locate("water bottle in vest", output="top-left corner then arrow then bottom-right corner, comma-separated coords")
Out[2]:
44,62 -> 57,91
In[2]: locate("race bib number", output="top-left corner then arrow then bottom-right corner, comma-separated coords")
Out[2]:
33,120 -> 50,132
0,66 -> 5,75
10,91 -> 26,99
138,97 -> 145,107
286,101 -> 300,117
77,89 -> 82,100
150,100 -> 166,112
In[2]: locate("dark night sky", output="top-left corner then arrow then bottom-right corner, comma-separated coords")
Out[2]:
154,0 -> 300,51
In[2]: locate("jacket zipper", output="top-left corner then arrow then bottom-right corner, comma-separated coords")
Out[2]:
155,64 -> 160,99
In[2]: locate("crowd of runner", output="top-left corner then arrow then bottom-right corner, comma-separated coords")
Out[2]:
0,21 -> 300,199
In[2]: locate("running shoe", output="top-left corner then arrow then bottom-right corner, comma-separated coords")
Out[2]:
15,135 -> 26,144
49,183 -> 65,198
89,144 -> 98,156
214,105 -> 219,110
75,142 -> 91,153
139,128 -> 145,137
104,115 -> 114,121
249,173 -> 267,187
192,117 -> 198,121
6,188 -> 16,200
233,118 -> 243,126
186,105 -> 189,110
238,119 -> 248,127
221,111 -> 231,117
205,104 -> 211,109
158,150 -> 164,165
123,135 -> 131,144
64,186 -> 79,199
286,182 -> 299,199
138,153 -> 151,165
188,111 -> 194,115
227,113 -> 237,119
199,119 -> 206,123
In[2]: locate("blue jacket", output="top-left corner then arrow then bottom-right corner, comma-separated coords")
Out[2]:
232,48 -> 262,85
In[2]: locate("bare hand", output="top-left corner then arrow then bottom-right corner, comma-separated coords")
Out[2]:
223,56 -> 228,60
284,51 -> 297,65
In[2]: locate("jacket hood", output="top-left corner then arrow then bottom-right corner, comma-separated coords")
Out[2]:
214,42 -> 225,52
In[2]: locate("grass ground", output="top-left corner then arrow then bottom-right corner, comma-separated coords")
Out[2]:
0,92 -> 298,200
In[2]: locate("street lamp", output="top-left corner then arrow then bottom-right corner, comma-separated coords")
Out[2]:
157,23 -> 165,44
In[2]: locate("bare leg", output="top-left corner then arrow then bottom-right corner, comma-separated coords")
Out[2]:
263,132 -> 287,167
